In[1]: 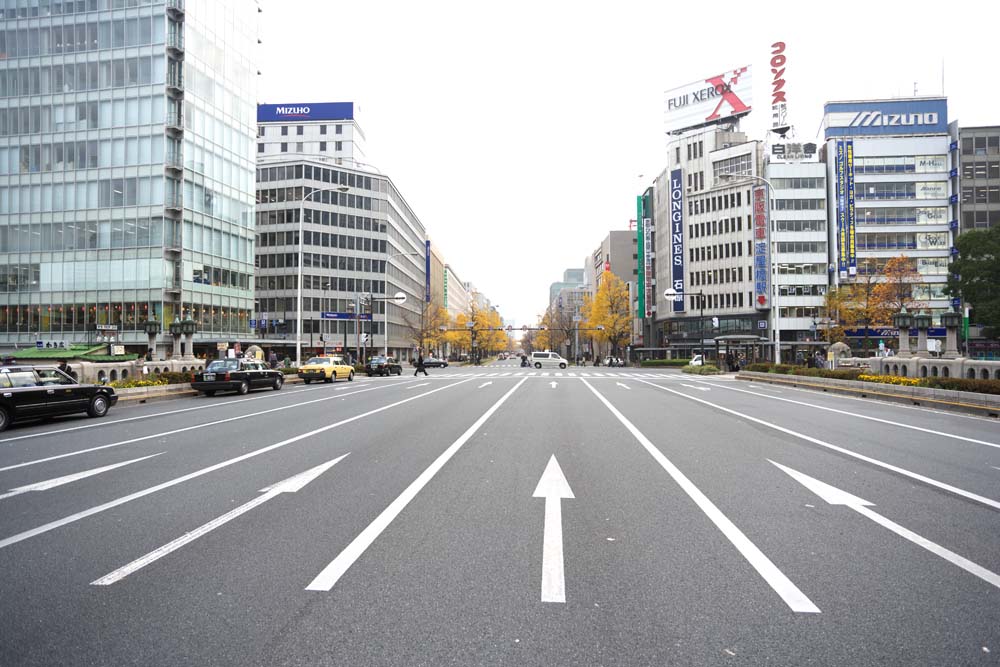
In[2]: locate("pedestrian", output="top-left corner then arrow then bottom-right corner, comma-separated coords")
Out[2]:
268,350 -> 278,369
57,359 -> 71,376
725,351 -> 735,372
414,351 -> 428,376
145,348 -> 153,362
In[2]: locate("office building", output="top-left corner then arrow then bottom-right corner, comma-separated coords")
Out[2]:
257,101 -> 366,166
548,268 -> 584,306
0,0 -> 260,355
957,126 -> 1000,231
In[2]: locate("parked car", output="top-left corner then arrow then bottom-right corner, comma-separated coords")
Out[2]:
689,354 -> 704,366
365,356 -> 403,376
530,351 -> 568,369
0,365 -> 118,432
298,356 -> 355,383
411,357 -> 448,368
192,358 -> 284,396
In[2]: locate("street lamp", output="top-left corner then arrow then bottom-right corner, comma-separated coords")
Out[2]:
718,171 -> 780,362
383,251 -> 420,358
296,183 -> 350,367
664,288 -> 706,364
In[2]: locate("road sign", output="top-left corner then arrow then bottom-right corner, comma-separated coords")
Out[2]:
249,319 -> 257,328
361,333 -> 369,343
392,291 -> 406,304
522,325 -> 528,331
321,312 -> 373,320
216,342 -> 228,351
758,320 -> 767,329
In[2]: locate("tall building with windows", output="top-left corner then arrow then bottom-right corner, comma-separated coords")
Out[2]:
958,126 -> 1000,231
256,102 -> 366,165
0,0 -> 260,355
823,97 -> 954,323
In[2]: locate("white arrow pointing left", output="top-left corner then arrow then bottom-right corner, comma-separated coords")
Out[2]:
533,455 -> 574,603
92,454 -> 349,586
0,453 -> 163,501
771,460 -> 1000,590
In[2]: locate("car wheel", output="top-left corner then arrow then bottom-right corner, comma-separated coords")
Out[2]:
534,362 -> 542,369
324,375 -> 333,383
303,379 -> 311,385
0,406 -> 8,432
395,368 -> 402,375
203,390 -> 216,397
272,376 -> 283,391
87,394 -> 110,418
348,371 -> 354,381
559,363 -> 566,369
236,381 -> 249,395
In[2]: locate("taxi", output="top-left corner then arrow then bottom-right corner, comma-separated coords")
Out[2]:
297,356 -> 355,383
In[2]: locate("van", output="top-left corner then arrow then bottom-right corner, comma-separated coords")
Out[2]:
530,351 -> 568,369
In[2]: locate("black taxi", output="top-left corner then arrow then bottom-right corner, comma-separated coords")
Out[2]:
191,358 -> 284,396
0,365 -> 118,432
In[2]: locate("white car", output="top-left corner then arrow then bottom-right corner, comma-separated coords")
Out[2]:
689,354 -> 704,366
530,351 -> 569,369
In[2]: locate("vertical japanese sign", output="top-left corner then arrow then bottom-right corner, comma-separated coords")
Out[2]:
636,195 -> 645,317
845,139 -> 857,275
769,41 -> 790,135
425,240 -> 431,303
753,184 -> 770,310
669,169 -> 685,313
643,216 -> 654,318
836,140 -> 847,277
443,270 -> 449,309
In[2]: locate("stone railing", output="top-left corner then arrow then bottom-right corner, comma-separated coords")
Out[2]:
837,356 -> 1000,382
61,358 -> 206,385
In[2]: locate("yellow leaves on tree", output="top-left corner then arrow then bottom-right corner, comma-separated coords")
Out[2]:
584,271 -> 631,354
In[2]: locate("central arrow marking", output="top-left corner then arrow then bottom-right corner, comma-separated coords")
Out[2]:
0,453 -> 162,501
478,381 -> 493,389
91,454 -> 349,585
771,461 -> 1000,590
533,456 -> 574,603
616,382 -> 631,390
549,381 -> 558,389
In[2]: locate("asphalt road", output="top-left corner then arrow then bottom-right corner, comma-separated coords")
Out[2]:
1,364 -> 998,666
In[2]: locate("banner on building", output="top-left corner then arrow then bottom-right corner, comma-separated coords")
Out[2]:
643,217 -> 654,318
752,185 -> 770,310
845,139 -> 857,275
836,140 -> 847,277
669,169 -> 685,313
425,240 -> 431,303
636,196 -> 645,317
769,42 -> 790,136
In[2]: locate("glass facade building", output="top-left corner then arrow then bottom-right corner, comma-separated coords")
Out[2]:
0,0 -> 258,351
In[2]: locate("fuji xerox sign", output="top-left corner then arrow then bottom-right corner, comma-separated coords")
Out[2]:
664,66 -> 753,135
823,98 -> 947,138
257,102 -> 354,123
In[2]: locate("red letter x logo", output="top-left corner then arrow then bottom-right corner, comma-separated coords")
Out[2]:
705,68 -> 751,121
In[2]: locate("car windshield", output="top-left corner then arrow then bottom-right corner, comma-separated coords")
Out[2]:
371,357 -> 386,363
305,358 -> 329,365
206,360 -> 240,372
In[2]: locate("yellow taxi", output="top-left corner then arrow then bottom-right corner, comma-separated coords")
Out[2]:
297,356 -> 355,384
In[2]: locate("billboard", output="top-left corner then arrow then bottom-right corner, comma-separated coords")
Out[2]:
846,140 -> 857,274
664,66 -> 753,135
752,185 -> 770,310
835,140 -> 857,277
257,102 -> 355,123
669,170 -> 685,313
636,196 -> 645,317
823,98 -> 947,138
769,42 -> 790,136
425,240 -> 431,303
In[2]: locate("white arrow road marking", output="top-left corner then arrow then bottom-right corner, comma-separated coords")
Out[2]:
771,461 -> 1000,590
92,454 -> 349,586
0,380 -> 473,552
407,383 -> 430,390
616,382 -> 631,390
680,384 -> 711,391
533,456 -> 574,603
583,380 -> 820,614
478,381 -> 493,389
0,453 -> 163,501
549,382 -> 558,389
306,378 -> 528,592
636,379 -> 1000,512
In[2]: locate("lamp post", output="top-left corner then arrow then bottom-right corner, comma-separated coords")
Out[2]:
143,318 -> 161,359
891,307 -> 913,358
718,172 -> 780,362
296,183 -> 349,368
664,288 -> 706,364
180,317 -> 197,359
383,251 -> 420,359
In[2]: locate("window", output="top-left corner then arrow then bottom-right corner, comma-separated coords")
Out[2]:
296,142 -> 303,152
257,143 -> 264,153
320,125 -> 327,135
319,141 -> 327,151
280,143 -> 287,152
335,141 -> 343,151
281,126 -> 288,136
335,125 -> 343,134
297,125 -> 303,135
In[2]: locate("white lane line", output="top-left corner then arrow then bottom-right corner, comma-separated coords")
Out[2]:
542,372 -> 550,377
0,383 -> 331,446
0,383 -> 388,473
772,461 -> 1000,590
306,378 -> 528,591
92,454 -> 349,586
555,372 -> 564,377
680,384 -> 711,392
700,381 -> 1000,451
0,453 -> 163,501
407,383 -> 430,390
478,382 -> 493,389
0,379 -> 473,552
581,373 -> 592,377
568,373 -> 577,378
500,373 -> 512,377
583,380 -> 819,614
992,467 -> 1000,473
637,379 -> 1000,512
486,373 -> 499,378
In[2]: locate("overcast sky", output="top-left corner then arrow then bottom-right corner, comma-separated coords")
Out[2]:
259,0 -> 997,327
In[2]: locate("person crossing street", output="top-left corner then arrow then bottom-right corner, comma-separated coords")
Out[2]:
414,351 -> 428,376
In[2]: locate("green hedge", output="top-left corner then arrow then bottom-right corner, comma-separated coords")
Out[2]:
681,364 -> 721,375
279,367 -> 299,375
640,359 -> 691,367
922,376 -> 1000,396
743,363 -> 862,381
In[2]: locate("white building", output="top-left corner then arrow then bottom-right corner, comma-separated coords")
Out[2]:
257,102 -> 366,166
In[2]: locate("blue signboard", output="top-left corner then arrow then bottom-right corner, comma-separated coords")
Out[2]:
321,312 -> 373,320
257,102 -> 354,123
249,319 -> 257,329
835,141 -> 847,276
824,98 -> 948,138
425,240 -> 431,304
844,327 -> 947,338
669,169 -> 685,313
845,139 -> 857,274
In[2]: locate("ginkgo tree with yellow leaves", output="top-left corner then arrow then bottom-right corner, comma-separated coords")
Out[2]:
582,271 -> 632,357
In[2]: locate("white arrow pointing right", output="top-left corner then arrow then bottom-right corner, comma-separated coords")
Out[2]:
771,460 -> 1000,590
533,456 -> 574,603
